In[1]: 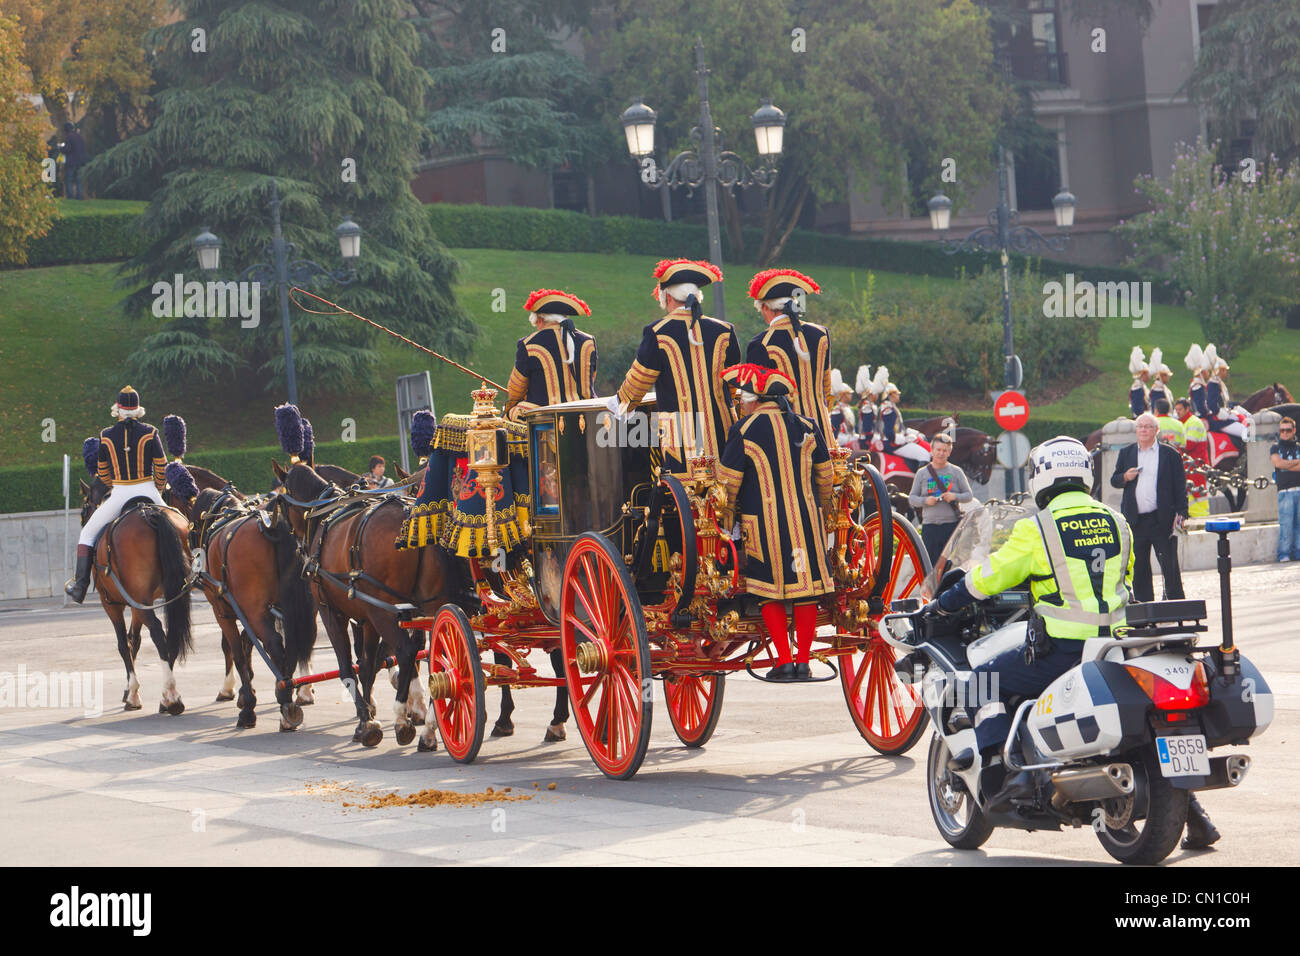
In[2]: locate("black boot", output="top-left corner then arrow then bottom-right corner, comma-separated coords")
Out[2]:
792,662 -> 812,681
65,550 -> 93,604
1181,794 -> 1221,850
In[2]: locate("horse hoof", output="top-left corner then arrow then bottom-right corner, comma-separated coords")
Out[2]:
158,703 -> 167,714
361,723 -> 383,748
284,703 -> 304,728
491,722 -> 514,738
418,736 -> 438,753
543,725 -> 567,743
166,700 -> 186,717
237,712 -> 256,729
395,723 -> 416,746
123,700 -> 142,712
278,721 -> 297,733
215,691 -> 235,702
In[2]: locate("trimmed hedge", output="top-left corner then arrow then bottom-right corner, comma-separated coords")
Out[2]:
1,436 -> 404,515
426,203 -> 1178,304
14,200 -> 1175,306
904,408 -> 1093,448
19,209 -> 145,267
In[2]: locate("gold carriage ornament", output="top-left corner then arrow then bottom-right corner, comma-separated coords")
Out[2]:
465,382 -> 510,554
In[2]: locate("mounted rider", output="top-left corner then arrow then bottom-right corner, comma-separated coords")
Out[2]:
1203,344 -> 1248,444
613,258 -> 740,474
827,368 -> 858,448
1146,347 -> 1174,412
1128,346 -> 1150,417
66,386 -> 169,603
878,373 -> 930,466
717,363 -> 835,682
854,365 -> 879,447
1186,343 -> 1210,418
503,288 -> 597,422
745,268 -> 834,444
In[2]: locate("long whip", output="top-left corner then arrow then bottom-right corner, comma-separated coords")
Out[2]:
289,287 -> 506,391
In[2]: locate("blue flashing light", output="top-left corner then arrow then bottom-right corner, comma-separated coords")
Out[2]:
1205,520 -> 1240,533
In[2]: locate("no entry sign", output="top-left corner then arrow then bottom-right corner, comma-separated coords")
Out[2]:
993,390 -> 1029,431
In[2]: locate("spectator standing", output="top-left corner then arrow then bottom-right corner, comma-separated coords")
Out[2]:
60,122 -> 88,200
1110,412 -> 1188,601
1271,417 -> 1300,562
907,433 -> 973,564
364,454 -> 393,489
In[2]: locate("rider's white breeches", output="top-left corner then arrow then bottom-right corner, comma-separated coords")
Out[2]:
79,482 -> 165,547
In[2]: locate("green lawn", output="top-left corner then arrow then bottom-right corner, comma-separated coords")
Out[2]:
1,247 -> 1296,469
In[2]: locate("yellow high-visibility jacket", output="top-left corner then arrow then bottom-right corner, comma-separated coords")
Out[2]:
966,490 -> 1135,640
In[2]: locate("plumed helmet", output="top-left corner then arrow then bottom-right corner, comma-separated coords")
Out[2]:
1147,347 -> 1163,377
410,409 -> 436,459
1184,343 -> 1204,372
1030,436 -> 1094,508
871,366 -> 890,396
301,417 -> 315,464
1203,343 -> 1221,372
829,367 -> 852,398
1128,346 -> 1147,376
82,437 -> 101,478
165,462 -> 199,503
162,414 -> 187,461
274,403 -> 305,461
854,365 -> 872,395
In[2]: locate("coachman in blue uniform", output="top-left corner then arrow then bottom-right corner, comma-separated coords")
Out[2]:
1128,346 -> 1150,417
503,288 -> 597,422
745,268 -> 834,443
718,363 -> 835,682
66,386 -> 168,602
614,259 -> 740,473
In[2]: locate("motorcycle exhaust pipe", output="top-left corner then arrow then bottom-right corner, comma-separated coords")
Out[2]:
1050,763 -> 1134,811
1198,754 -> 1250,791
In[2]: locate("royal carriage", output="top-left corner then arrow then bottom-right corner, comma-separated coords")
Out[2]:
402,385 -> 932,780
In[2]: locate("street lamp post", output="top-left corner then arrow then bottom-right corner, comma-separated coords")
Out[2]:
620,38 -> 785,323
193,179 -> 361,406
927,146 -> 1076,391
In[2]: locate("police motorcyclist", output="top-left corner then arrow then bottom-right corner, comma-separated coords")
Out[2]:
911,435 -> 1220,848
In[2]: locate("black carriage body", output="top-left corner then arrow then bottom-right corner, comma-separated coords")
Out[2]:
523,397 -> 657,624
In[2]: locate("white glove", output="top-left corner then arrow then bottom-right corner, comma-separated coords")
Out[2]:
605,395 -> 628,419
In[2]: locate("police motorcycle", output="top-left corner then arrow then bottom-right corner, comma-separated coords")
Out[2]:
881,500 -> 1273,865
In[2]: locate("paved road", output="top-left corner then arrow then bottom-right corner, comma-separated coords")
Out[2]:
1,563 -> 1294,866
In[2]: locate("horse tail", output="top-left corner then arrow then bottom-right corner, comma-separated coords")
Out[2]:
274,516 -> 317,670
152,513 -> 194,663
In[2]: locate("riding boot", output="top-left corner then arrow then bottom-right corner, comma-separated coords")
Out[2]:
1181,794 -> 1221,850
65,545 -> 94,603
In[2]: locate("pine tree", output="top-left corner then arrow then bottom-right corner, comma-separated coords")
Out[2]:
413,0 -> 610,173
86,0 -> 474,395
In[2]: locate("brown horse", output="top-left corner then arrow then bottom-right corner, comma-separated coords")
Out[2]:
78,478 -> 194,713
176,487 -> 318,731
274,459 -> 451,749
1244,383 -> 1293,412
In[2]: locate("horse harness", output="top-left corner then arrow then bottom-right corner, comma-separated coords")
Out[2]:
95,500 -> 200,612
296,490 -> 425,618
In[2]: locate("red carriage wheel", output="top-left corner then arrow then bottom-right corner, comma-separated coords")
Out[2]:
663,672 -> 725,748
560,533 -> 653,780
427,604 -> 486,763
841,515 -> 931,756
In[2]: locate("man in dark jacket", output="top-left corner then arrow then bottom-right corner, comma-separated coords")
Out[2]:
1110,412 -> 1188,601
61,122 -> 88,199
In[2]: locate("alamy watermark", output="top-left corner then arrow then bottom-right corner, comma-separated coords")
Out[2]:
596,410 -> 710,451
0,666 -> 104,717
152,273 -> 261,328
1042,274 -> 1151,329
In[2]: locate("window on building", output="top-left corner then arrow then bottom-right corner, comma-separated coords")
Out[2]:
1014,130 -> 1062,211
991,0 -> 1067,86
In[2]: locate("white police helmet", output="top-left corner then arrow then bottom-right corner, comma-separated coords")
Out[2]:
1030,436 -> 1094,508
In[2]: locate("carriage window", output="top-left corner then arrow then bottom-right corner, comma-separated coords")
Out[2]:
532,423 -> 560,515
